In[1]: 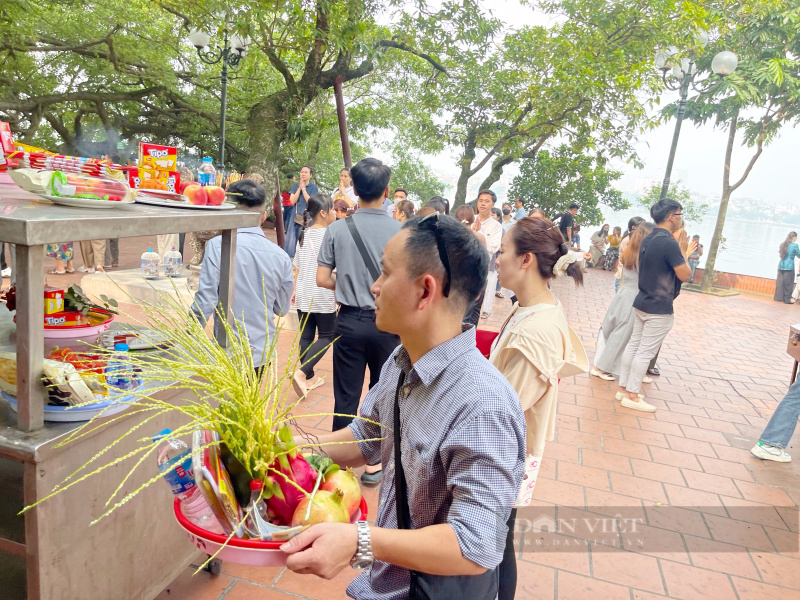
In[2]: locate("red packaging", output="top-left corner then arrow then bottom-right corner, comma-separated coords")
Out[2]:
0,122 -> 14,154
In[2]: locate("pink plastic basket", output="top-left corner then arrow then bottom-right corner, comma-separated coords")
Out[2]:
173,496 -> 368,566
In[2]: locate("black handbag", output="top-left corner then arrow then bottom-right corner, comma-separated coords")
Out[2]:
393,373 -> 499,599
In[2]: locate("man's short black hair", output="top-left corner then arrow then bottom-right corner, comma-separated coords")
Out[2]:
478,189 -> 497,204
351,157 -> 391,202
394,188 -> 408,197
569,203 -> 579,210
650,197 -> 683,224
402,214 -> 488,312
425,197 -> 448,214
227,179 -> 266,209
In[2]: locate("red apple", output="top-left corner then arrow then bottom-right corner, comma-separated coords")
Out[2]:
178,181 -> 194,194
184,184 -> 208,205
205,185 -> 225,206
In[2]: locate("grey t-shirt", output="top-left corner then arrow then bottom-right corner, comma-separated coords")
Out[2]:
318,207 -> 401,309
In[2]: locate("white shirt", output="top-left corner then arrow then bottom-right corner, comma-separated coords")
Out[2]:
331,186 -> 357,207
293,227 -> 336,313
476,215 -> 503,255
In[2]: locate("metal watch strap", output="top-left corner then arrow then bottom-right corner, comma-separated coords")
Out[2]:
350,520 -> 373,568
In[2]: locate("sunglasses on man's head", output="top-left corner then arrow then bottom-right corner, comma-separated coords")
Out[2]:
417,212 -> 451,298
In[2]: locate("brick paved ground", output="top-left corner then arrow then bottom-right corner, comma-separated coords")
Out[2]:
59,235 -> 800,600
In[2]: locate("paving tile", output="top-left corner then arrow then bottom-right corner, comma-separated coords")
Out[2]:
273,564 -> 360,599
631,458 -> 686,486
591,545 -> 664,593
681,470 -> 741,498
714,445 -> 759,463
603,437 -> 652,460
558,403 -> 599,420
697,455 -> 755,482
735,480 -> 795,506
224,582 -> 308,599
663,484 -> 727,517
683,535 -> 761,578
585,488 -> 647,522
764,524 -> 800,558
660,560 -> 738,600
666,435 -> 717,458
621,427 -> 670,448
578,418 -> 622,439
719,495 -> 789,530
680,425 -> 731,445
556,570 -> 630,600
557,427 -> 604,451
534,477 -> 586,507
620,521 -> 690,564
557,461 -> 611,491
645,505 -> 711,539
514,562 -> 555,600
639,418 -> 685,437
581,448 -> 632,475
749,550 -> 800,588
557,414 -> 580,431
518,532 -> 591,575
731,576 -> 800,600
219,564 -> 284,586
595,408 -> 640,429
654,410 -> 698,427
704,513 -> 773,551
153,568 -> 234,600
610,472 -> 667,503
543,441 -> 581,464
649,446 -> 703,471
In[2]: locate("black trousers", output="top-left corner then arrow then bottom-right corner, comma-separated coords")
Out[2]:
332,306 -> 399,431
465,289 -> 485,328
498,508 -> 517,600
296,310 -> 336,379
775,269 -> 795,303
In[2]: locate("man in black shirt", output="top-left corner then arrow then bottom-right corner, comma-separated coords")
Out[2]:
558,203 -> 579,243
617,198 -> 696,412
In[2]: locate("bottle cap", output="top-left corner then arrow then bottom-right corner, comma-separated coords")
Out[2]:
114,343 -> 129,352
203,157 -> 212,162
147,248 -> 153,252
250,479 -> 264,491
152,427 -> 171,443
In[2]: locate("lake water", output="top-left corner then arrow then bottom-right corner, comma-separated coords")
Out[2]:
599,207 -> 791,279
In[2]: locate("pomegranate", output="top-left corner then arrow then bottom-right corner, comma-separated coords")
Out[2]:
320,468 -> 362,517
291,489 -> 349,527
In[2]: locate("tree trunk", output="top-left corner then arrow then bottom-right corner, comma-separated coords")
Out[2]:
700,110 -> 739,292
246,89 -> 296,203
453,129 -> 477,209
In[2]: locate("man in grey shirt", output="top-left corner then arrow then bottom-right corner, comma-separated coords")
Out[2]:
317,158 -> 401,470
191,179 -> 293,368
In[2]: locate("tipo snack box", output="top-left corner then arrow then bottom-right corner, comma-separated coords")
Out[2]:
138,143 -> 178,171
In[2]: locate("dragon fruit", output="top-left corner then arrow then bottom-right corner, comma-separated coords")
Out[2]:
265,426 -> 317,523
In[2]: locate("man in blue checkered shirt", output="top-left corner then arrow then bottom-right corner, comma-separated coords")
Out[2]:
282,214 -> 525,599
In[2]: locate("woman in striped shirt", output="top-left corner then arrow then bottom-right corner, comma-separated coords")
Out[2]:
292,193 -> 337,397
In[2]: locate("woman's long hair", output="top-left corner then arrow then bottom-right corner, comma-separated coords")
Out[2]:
510,217 -> 583,286
299,193 -> 332,247
595,224 -> 610,238
780,232 -> 797,259
620,222 -> 654,269
621,216 -> 645,241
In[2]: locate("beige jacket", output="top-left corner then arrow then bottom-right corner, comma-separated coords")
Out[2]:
489,301 -> 588,457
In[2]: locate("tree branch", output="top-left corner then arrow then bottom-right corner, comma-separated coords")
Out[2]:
0,87 -> 164,112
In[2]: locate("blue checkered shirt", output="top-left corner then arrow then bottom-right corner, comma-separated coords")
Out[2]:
347,325 -> 525,600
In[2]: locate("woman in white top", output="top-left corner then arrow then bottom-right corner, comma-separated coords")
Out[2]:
292,193 -> 337,397
330,168 -> 358,208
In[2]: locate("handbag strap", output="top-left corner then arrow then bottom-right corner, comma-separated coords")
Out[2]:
346,216 -> 381,282
393,371 -> 413,530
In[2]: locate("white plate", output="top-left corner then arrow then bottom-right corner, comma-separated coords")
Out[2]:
2,390 -> 133,422
39,194 -> 135,209
135,189 -> 185,200
135,194 -> 236,210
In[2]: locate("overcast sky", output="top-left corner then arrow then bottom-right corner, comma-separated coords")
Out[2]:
419,0 -> 799,205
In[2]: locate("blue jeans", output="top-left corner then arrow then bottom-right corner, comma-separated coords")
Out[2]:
688,259 -> 699,283
615,278 -> 620,293
760,378 -> 800,448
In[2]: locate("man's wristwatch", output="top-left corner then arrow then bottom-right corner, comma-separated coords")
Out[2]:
350,520 -> 374,569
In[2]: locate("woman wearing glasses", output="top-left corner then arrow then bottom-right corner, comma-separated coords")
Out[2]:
490,217 -> 588,598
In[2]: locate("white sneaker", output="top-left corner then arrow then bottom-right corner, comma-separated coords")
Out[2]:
591,367 -> 615,381
0,268 -> 10,277
750,441 -> 791,463
616,391 -> 644,401
77,266 -> 91,273
642,376 -> 653,384
621,397 -> 657,412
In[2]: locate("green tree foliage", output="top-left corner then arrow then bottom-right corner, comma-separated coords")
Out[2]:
508,146 -> 628,226
637,181 -> 708,224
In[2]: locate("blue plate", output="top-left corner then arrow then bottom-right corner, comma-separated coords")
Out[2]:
2,390 -> 135,422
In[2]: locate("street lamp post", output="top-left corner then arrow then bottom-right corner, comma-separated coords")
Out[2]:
656,40 -> 738,200
188,28 -> 249,170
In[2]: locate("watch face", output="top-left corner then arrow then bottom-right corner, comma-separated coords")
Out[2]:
351,558 -> 373,570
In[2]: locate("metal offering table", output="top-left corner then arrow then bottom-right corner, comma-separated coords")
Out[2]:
0,183 -> 261,599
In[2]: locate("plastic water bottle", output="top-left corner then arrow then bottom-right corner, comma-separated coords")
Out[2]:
154,429 -> 224,534
105,343 -> 137,392
140,247 -> 160,279
197,157 -> 216,187
164,246 -> 182,277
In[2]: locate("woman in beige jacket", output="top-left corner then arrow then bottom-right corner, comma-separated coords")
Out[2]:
490,216 -> 588,598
